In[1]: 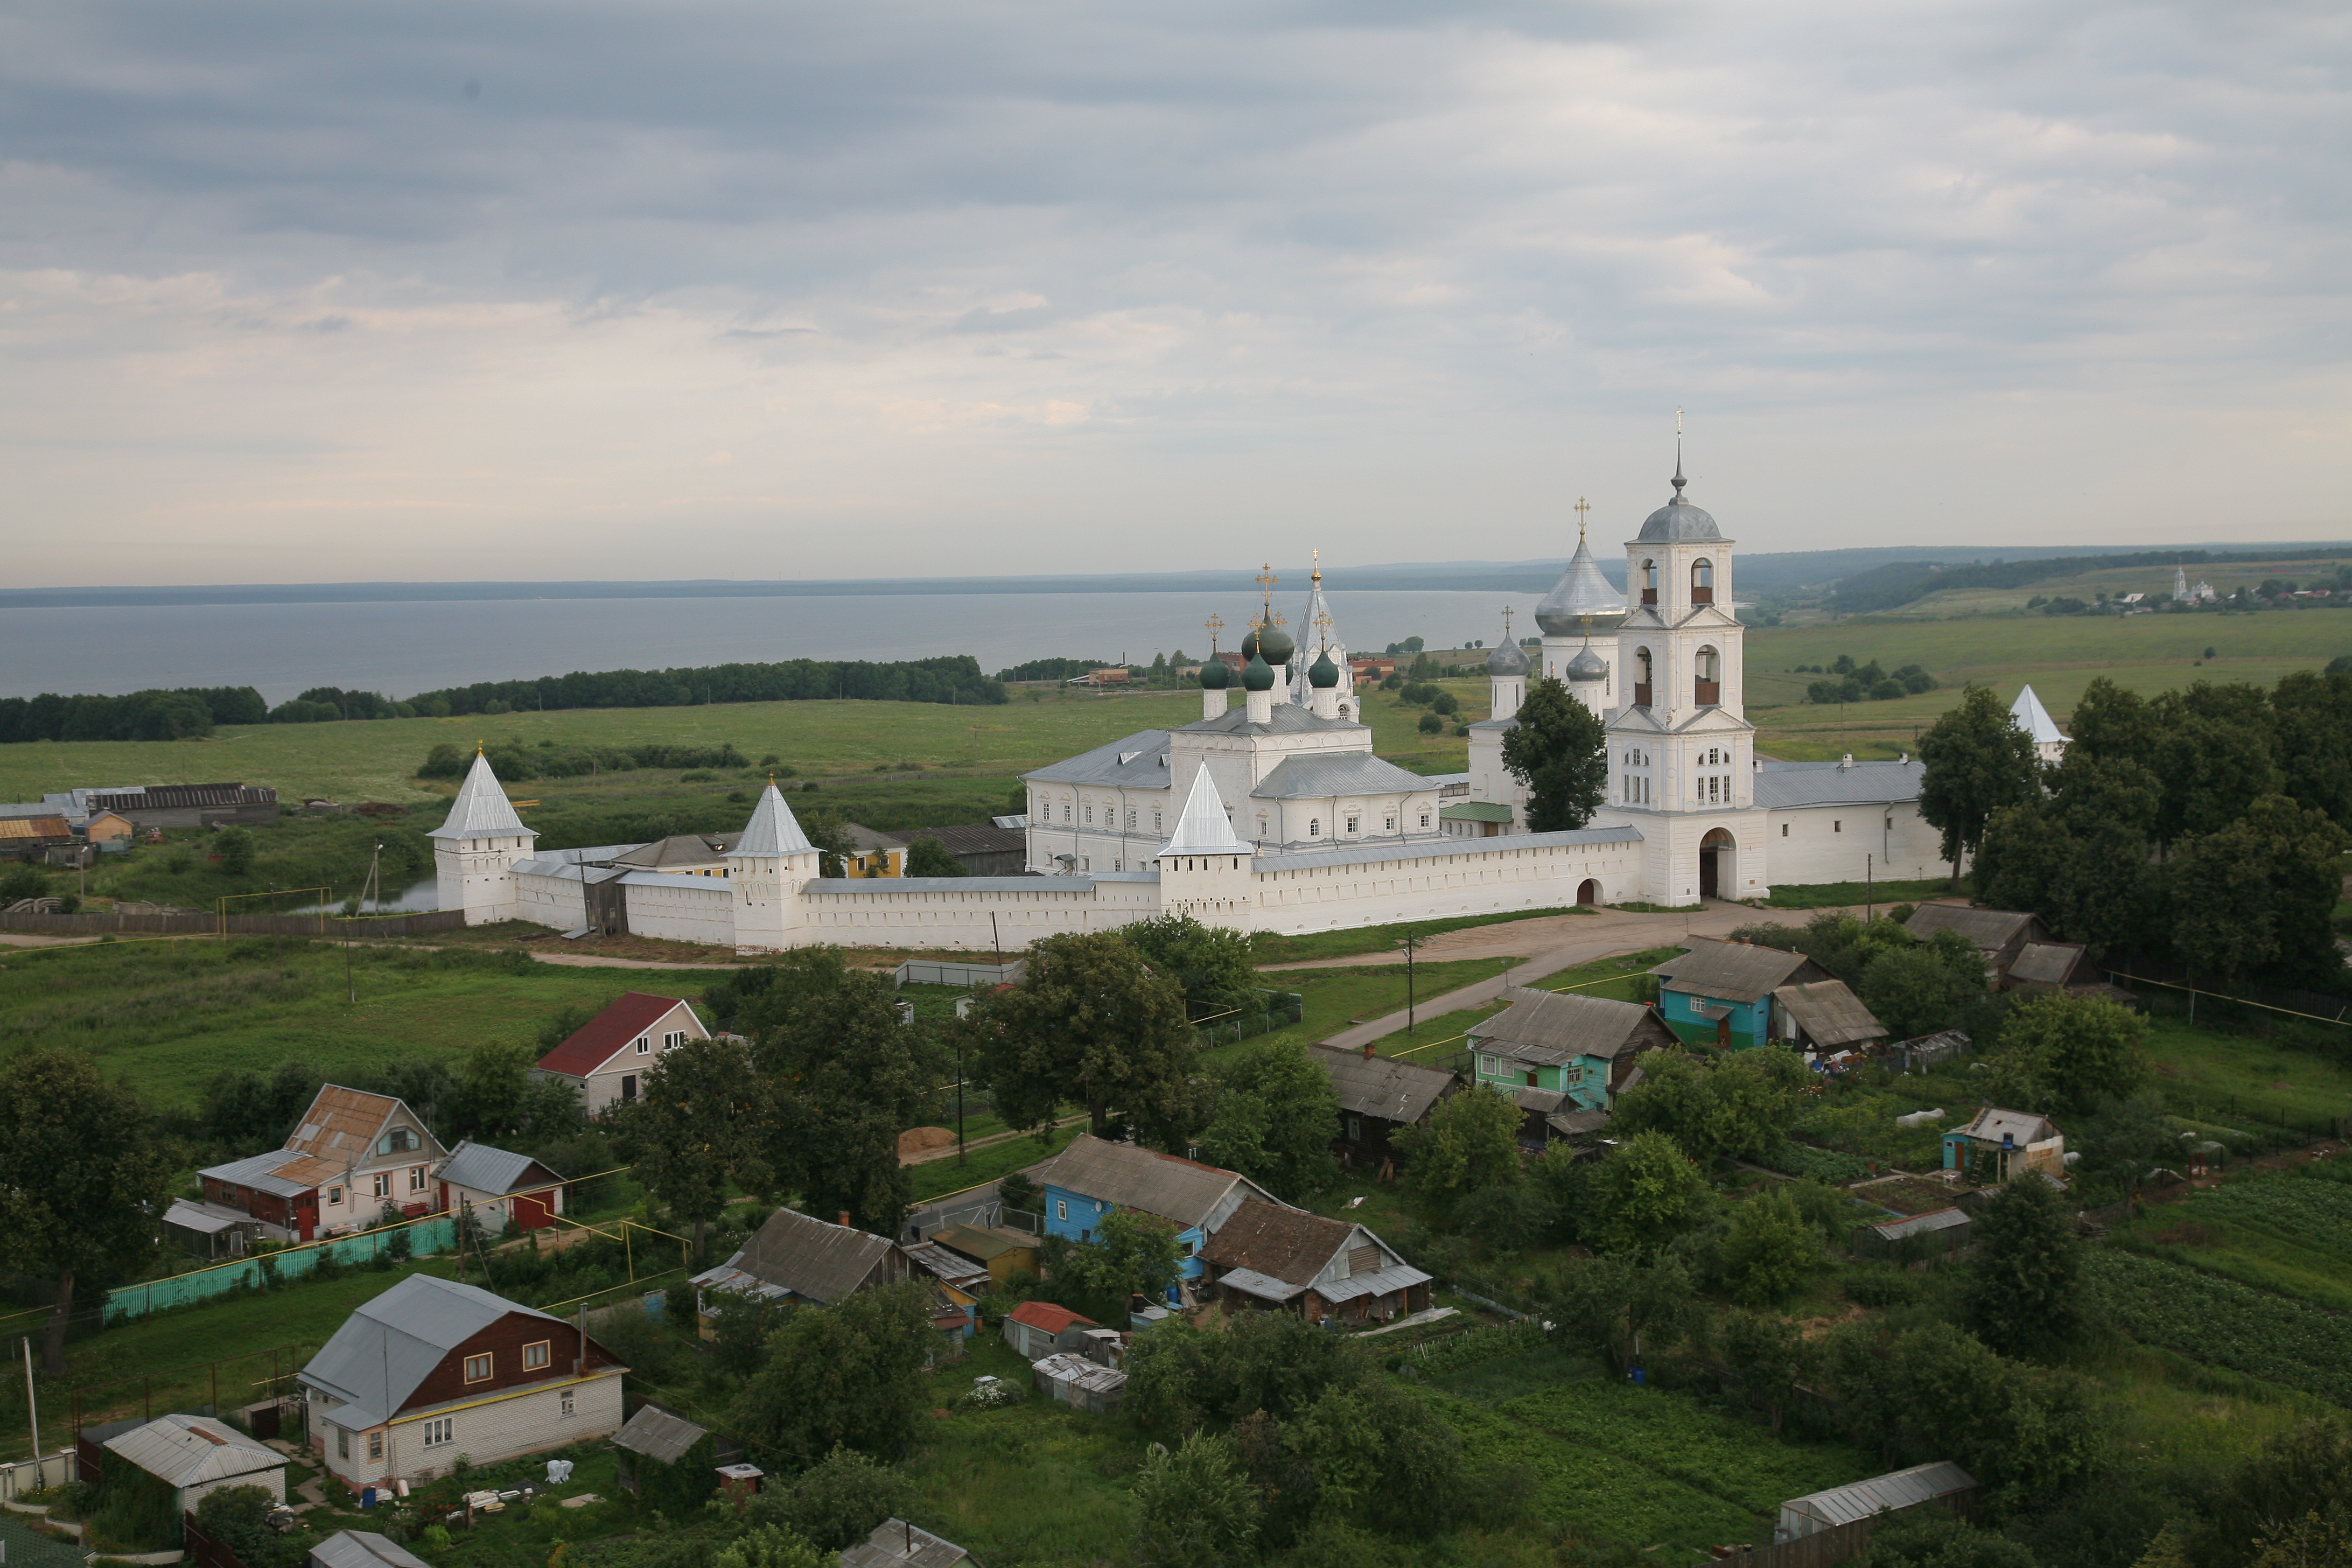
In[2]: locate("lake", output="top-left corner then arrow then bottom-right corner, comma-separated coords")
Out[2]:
0,590 -> 1544,704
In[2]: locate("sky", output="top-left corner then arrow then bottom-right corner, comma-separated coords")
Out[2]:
2,0 -> 2347,586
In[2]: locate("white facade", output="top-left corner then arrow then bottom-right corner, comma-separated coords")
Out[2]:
314,1373 -> 624,1488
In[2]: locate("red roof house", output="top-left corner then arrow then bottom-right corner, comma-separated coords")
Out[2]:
533,993 -> 708,1115
1003,1300 -> 1095,1361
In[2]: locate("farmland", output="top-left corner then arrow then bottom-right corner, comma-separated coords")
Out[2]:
2081,1245 -> 2352,1406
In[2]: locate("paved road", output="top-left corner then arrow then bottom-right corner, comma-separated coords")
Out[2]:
1306,899 -> 1863,1054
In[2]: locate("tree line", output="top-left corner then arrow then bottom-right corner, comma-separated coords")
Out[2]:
406,655 -> 1006,716
0,685 -> 267,744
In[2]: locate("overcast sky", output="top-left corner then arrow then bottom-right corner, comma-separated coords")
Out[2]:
3,0 -> 2346,586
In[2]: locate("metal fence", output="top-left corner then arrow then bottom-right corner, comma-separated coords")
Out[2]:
103,1214 -> 459,1325
894,957 -> 1028,989
1193,989 -> 1305,1049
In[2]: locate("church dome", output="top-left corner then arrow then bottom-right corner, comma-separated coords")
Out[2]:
1240,626 -> 1259,661
1634,462 -> 1723,543
1535,537 -> 1623,635
1486,640 -> 1529,677
1308,649 -> 1340,688
1566,647 -> 1609,683
1199,657 -> 1231,690
1257,623 -> 1296,667
1242,652 -> 1276,691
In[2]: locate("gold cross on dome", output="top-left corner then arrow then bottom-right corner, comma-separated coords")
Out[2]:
1203,612 -> 1224,652
1255,564 -> 1279,596
1502,605 -> 1514,641
1573,496 -> 1591,541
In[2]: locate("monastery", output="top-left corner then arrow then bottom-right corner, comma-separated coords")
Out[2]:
433,459 -> 1950,951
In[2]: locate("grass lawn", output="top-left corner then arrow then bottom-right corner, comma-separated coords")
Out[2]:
908,1123 -> 1086,1205
2134,1016 -> 2352,1130
1754,877 -> 1952,910
0,936 -> 737,1109
2106,1167 -> 2352,1312
1355,947 -> 1684,1061
1250,906 -> 1587,965
1198,958 -> 1517,1070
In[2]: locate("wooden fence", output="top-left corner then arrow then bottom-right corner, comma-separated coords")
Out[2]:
0,908 -> 465,939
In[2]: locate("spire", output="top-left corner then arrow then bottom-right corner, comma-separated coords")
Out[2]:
1672,405 -> 1686,498
1156,768 -> 1250,858
428,751 -> 532,841
1573,496 -> 1590,543
733,782 -> 816,856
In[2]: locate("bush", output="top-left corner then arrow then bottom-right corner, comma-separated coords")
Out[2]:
746,1446 -> 914,1552
1417,712 -> 1444,735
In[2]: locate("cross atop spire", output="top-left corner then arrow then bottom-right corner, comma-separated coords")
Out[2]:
1672,407 -> 1686,497
1573,496 -> 1590,542
1204,612 -> 1224,653
1501,605 -> 1514,642
1255,564 -> 1279,629
1311,547 -> 1321,584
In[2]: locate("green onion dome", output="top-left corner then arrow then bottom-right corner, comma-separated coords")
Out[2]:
1242,652 -> 1276,691
1257,623 -> 1296,667
1239,626 -> 1259,661
1199,656 -> 1231,690
1308,649 -> 1340,689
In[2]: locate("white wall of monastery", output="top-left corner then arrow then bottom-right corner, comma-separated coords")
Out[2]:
1245,832 -> 1644,934
513,871 -> 589,930
1763,802 -> 1946,886
796,874 -> 1162,949
619,873 -> 739,948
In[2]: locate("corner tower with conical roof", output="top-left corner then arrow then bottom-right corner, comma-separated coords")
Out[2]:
1152,766 -> 1255,929
1605,442 -> 1767,904
727,781 -> 825,951
429,750 -> 539,923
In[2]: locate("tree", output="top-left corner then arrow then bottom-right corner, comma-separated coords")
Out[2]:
2073,1093 -> 2177,1201
1720,1185 -> 1819,1305
2170,794 -> 2348,987
1500,676 -> 1610,831
214,827 -> 256,876
1196,1038 -> 1339,1199
1917,684 -> 2042,883
1859,933 -> 1987,1041
2067,676 -> 2161,769
1720,1311 -> 1804,1434
712,1526 -> 831,1568
194,1485 -> 314,1568
1610,1048 -> 1808,1164
456,1038 -> 537,1139
1393,1086 -> 1522,1212
1282,1375 -> 1465,1537
2272,668 -> 2352,827
0,863 -> 47,905
1541,1251 -> 1702,1370
744,1445 -> 916,1552
964,932 -> 1202,1143
1966,1173 -> 2083,1360
0,1047 -> 176,1373
1053,1208 -> 1185,1315
613,1034 -> 772,1258
1991,993 -> 2145,1116
1585,1131 -> 1713,1258
1122,913 -> 1259,1023
1857,1513 -> 2040,1568
732,1283 -> 937,1470
901,836 -> 966,877
1132,1431 -> 1260,1568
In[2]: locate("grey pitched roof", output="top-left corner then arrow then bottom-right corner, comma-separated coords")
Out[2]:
841,1518 -> 971,1568
1863,1207 -> 1972,1243
1253,821 -> 1640,874
1752,759 -> 1924,809
803,875 -> 1112,894
301,1276 -> 562,1430
103,1413 -> 281,1490
1035,1135 -> 1283,1230
1308,1046 -> 1455,1124
1471,986 -> 1670,1062
428,753 -> 532,841
734,782 -> 816,856
1653,940 -> 1823,1003
1905,904 -> 2043,951
1196,1200 -> 1359,1285
1535,536 -> 1625,634
612,1405 -> 709,1465
2008,941 -> 2087,985
1157,767 -> 1250,857
1249,752 -> 1438,801
1021,730 -> 1175,788
1771,980 -> 1887,1048
200,1148 -> 316,1199
613,832 -> 740,868
716,1207 -> 899,1305
2010,685 -> 2069,745
1954,1107 -> 2061,1145
1783,1463 -> 1976,1530
436,1140 -> 557,1196
1177,703 -> 1360,738
310,1532 -> 434,1568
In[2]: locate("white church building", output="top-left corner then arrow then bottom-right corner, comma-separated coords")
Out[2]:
430,461 -> 1974,952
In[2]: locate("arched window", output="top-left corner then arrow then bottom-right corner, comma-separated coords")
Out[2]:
1634,648 -> 1654,706
1309,817 -> 1321,838
1640,559 -> 1658,605
1695,646 -> 1721,705
1692,558 -> 1714,605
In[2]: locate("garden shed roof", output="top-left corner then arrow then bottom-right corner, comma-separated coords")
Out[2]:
310,1530 -> 435,1568
1903,905 -> 2043,953
2007,941 -> 2087,986
1954,1107 -> 2061,1146
1781,1461 -> 1977,1531
703,1207 -> 900,1307
612,1405 -> 709,1465
436,1140 -> 557,1197
1771,980 -> 1888,1048
103,1412 -> 281,1492
841,1518 -> 972,1568
1863,1208 -> 1972,1243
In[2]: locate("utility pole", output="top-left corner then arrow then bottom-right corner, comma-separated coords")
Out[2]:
1866,853 -> 1874,923
1395,934 -> 1420,1034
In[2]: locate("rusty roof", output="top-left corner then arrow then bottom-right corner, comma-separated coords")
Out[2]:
0,816 -> 71,841
1196,1200 -> 1357,1286
285,1084 -> 426,1163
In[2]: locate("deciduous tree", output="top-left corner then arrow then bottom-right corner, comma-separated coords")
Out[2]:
1966,1174 -> 2084,1360
1990,993 -> 2146,1116
1720,1186 -> 1820,1305
732,1283 -> 938,1470
1197,1038 -> 1339,1199
1585,1131 -> 1713,1258
1394,1084 -> 1523,1213
963,932 -> 1202,1144
901,836 -> 967,877
1123,913 -> 1259,1023
0,1048 -> 176,1373
1500,676 -> 1611,832
1611,1048 -> 1808,1164
614,1034 -> 772,1259
1132,1431 -> 1260,1568
1917,684 -> 2042,884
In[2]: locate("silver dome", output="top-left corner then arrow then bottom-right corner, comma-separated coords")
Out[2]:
1566,647 -> 1609,682
1486,640 -> 1529,677
1535,537 -> 1624,635
1633,463 -> 1724,543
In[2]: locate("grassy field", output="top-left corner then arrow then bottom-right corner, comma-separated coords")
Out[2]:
1878,556 -> 2352,620
1250,906 -> 1586,965
1201,958 -> 1522,1070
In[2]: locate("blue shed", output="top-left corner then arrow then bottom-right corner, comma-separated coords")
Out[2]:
1651,941 -> 1828,1049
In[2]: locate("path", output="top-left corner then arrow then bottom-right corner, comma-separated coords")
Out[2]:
1309,899 -> 1863,1054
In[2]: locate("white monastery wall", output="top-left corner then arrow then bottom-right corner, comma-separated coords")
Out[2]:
1245,831 -> 1644,934
796,874 -> 1161,950
1763,802 -> 1946,886
513,870 -> 589,930
619,873 -> 739,947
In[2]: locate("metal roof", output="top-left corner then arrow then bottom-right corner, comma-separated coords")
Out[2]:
1782,1461 -> 1976,1530
0,816 -> 70,841
437,1140 -> 557,1196
1213,1265 -> 1308,1303
285,1084 -> 430,1165
1752,760 -> 1924,809
1253,821 -> 1640,874
301,1276 -> 564,1431
310,1530 -> 435,1568
1653,940 -> 1823,1004
903,1242 -> 991,1294
1155,767 -> 1250,857
2010,685 -> 2069,745
2007,941 -> 2087,986
1037,1135 -> 1285,1230
1440,800 -> 1515,823
1317,1261 -> 1432,1304
1007,1300 -> 1094,1335
102,1413 -> 281,1492
1470,985 -> 1670,1062
1177,703 -> 1360,738
803,874 -> 1116,893
1031,1353 -> 1127,1395
1864,1207 -> 1972,1242
1021,729 -> 1175,789
87,783 -> 275,811
734,783 -> 817,856
1633,468 -> 1725,543
715,1207 -> 899,1305
1771,980 -> 1888,1048
1307,1046 -> 1455,1124
199,1149 -> 317,1199
1536,536 -> 1626,634
841,1518 -> 972,1568
1953,1107 -> 2061,1146
536,993 -> 698,1078
164,1198 -> 256,1235
612,1404 -> 709,1465
1486,639 -> 1530,676
428,753 -> 532,841
612,832 -> 739,869
1249,751 -> 1439,802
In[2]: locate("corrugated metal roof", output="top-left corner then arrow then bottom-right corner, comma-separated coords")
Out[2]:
1031,1352 -> 1127,1394
722,1207 -> 899,1305
734,783 -> 816,857
1307,1046 -> 1454,1124
428,753 -> 532,841
1007,1300 -> 1094,1334
284,1084 -> 418,1164
1020,729 -> 1176,788
1317,1262 -> 1433,1304
1470,985 -> 1668,1062
1772,980 -> 1888,1048
536,993 -> 697,1078
1904,904 -> 2041,951
1248,752 -> 1437,801
840,1518 -> 972,1568
1214,1265 -> 1308,1302
310,1530 -> 435,1568
1037,1135 -> 1283,1230
1177,703 -> 1360,738
612,1404 -> 709,1465
1954,1107 -> 2061,1146
88,783 -> 275,811
1865,1207 -> 1971,1242
803,875 -> 1109,893
903,1243 -> 990,1293
612,833 -> 739,869
1252,822 -> 1641,875
199,1149 -> 316,1198
1751,760 -> 1924,809
0,816 -> 70,841
164,1198 -> 255,1235
1653,940 -> 1822,1004
103,1413 -> 281,1490
301,1276 -> 564,1430
930,1224 -> 1037,1265
1782,1461 -> 1976,1529
437,1140 -> 557,1197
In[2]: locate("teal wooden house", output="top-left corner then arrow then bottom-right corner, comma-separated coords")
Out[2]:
1650,941 -> 1828,1049
1466,986 -> 1679,1144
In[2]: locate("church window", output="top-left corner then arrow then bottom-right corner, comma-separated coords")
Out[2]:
1833,821 -> 1842,833
1062,803 -> 1071,822
1782,823 -> 1789,836
1126,809 -> 1136,829
1309,818 -> 1321,838
1419,813 -> 1430,828
1155,809 -> 1163,831
1084,804 -> 1093,824
1385,816 -> 1395,831
1346,815 -> 1359,835
1640,559 -> 1658,605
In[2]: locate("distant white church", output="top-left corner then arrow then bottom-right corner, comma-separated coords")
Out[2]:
433,459 -> 1971,951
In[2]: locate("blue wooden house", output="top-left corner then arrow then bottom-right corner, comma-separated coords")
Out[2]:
1036,1135 -> 1287,1289
1466,986 -> 1678,1118
1651,941 -> 1829,1049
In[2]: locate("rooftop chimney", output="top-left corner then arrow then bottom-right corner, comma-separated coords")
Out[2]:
1362,1041 -> 1375,1060
839,1211 -> 852,1227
